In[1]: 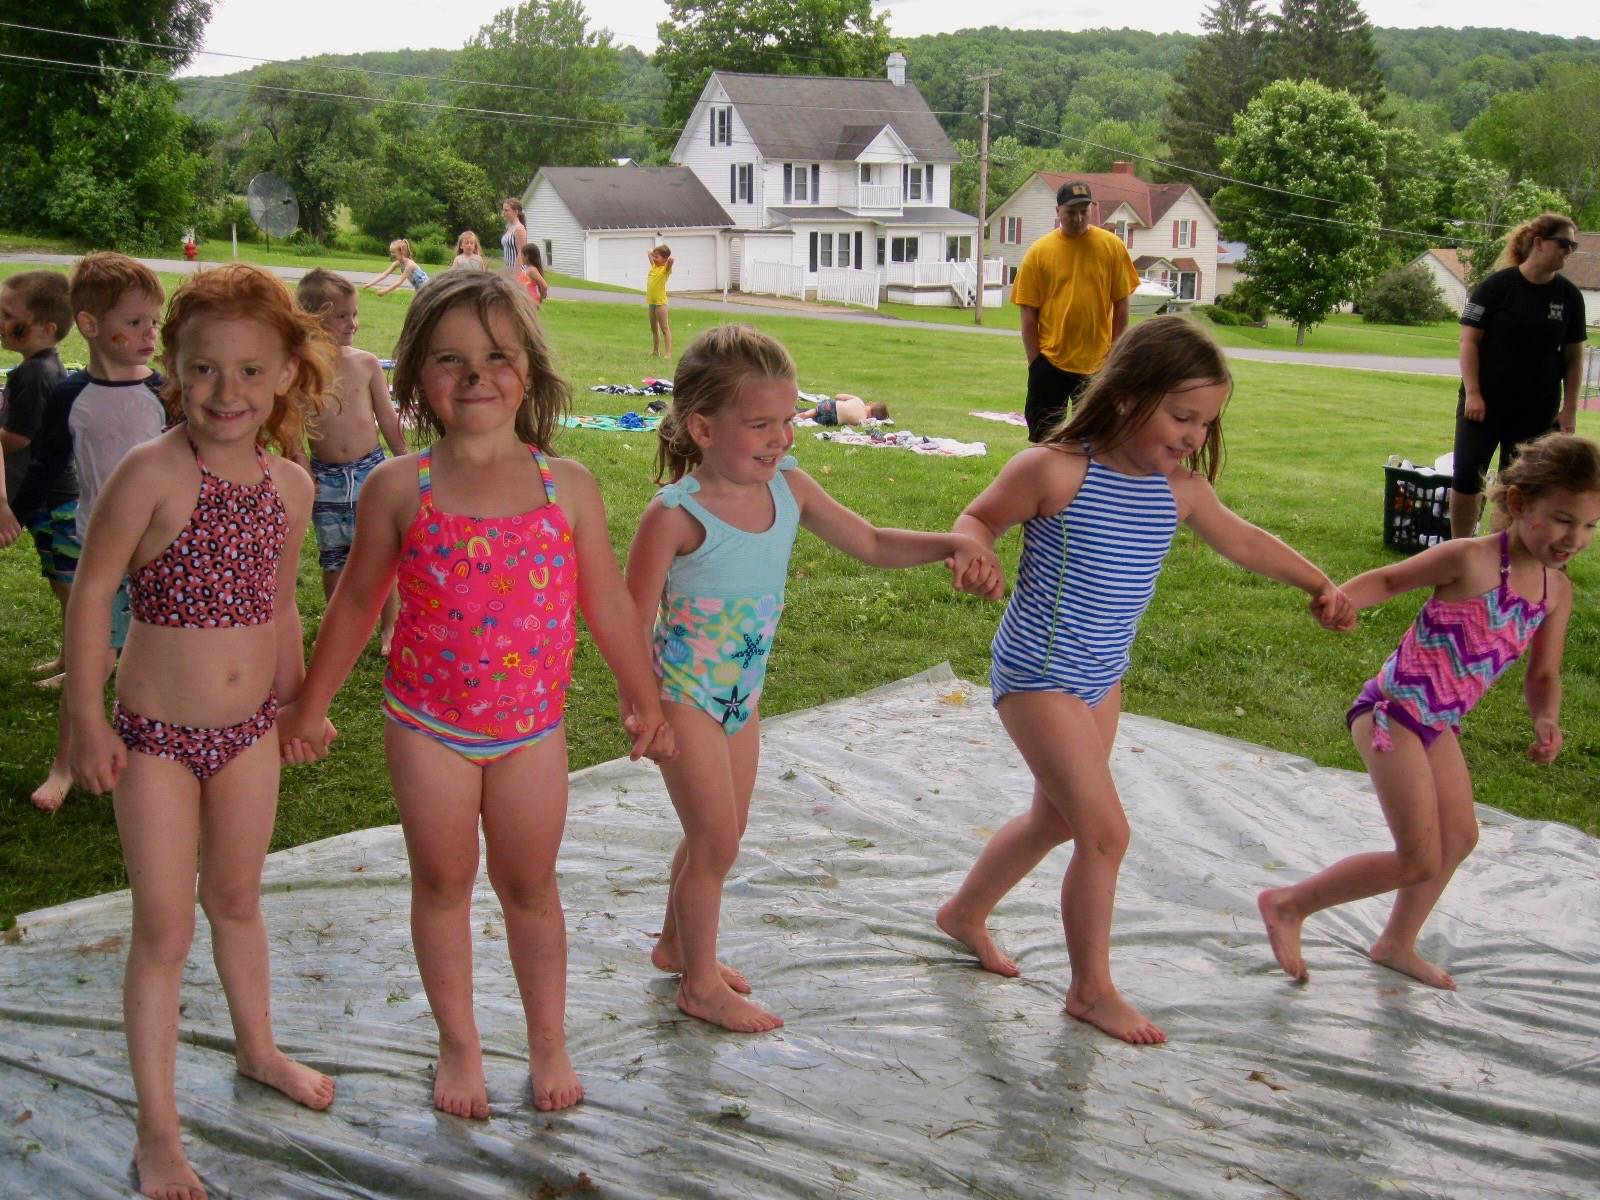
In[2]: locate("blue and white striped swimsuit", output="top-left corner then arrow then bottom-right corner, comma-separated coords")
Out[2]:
990,456 -> 1178,707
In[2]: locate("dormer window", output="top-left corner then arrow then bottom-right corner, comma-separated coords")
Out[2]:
710,105 -> 732,146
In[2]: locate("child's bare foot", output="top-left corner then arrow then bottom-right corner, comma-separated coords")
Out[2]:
30,764 -> 73,813
236,1048 -> 336,1110
32,654 -> 63,675
1064,985 -> 1166,1045
529,1035 -> 584,1111
1370,940 -> 1456,990
936,900 -> 1020,977
649,939 -> 751,993
134,1130 -> 207,1200
1258,888 -> 1309,982
676,979 -> 784,1033
432,1035 -> 489,1119
378,627 -> 395,659
33,671 -> 66,691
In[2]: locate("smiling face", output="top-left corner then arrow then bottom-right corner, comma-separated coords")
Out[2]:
174,314 -> 294,448
1509,486 -> 1600,569
691,374 -> 797,486
417,303 -> 529,436
318,291 -> 359,347
1104,379 -> 1228,476
82,289 -> 162,369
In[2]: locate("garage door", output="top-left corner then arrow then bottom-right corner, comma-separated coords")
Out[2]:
595,236 -> 657,290
665,234 -> 718,292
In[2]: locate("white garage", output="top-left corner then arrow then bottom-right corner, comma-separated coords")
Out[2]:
524,166 -> 733,293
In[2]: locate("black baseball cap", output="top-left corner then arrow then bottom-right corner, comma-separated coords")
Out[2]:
1056,181 -> 1093,206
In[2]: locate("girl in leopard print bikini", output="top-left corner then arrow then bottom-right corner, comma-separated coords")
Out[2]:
63,264 -> 336,1200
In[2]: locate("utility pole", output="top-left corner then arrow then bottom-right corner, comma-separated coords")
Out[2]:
968,70 -> 1000,326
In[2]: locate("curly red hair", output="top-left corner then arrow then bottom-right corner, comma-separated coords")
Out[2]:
159,264 -> 334,454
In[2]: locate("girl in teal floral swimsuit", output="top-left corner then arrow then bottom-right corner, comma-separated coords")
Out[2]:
625,324 -> 1001,1034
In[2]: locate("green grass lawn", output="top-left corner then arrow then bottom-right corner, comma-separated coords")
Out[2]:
3,264 -> 1597,925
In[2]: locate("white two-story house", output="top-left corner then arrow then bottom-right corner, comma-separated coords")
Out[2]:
671,54 -> 1001,307
989,165 -> 1223,304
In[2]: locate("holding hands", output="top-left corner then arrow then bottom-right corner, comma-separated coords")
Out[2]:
947,534 -> 1004,600
621,703 -> 678,763
1308,580 -> 1357,632
278,700 -> 338,764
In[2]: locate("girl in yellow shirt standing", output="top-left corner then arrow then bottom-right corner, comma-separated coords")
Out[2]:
646,245 -> 674,358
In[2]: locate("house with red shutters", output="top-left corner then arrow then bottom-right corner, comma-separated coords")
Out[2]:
988,163 -> 1223,304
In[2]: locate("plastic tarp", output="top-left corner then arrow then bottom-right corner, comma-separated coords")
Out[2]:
2,666 -> 1597,1199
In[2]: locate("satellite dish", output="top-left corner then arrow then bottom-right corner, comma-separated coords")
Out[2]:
246,172 -> 300,247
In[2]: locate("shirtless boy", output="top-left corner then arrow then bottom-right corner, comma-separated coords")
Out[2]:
796,393 -> 890,426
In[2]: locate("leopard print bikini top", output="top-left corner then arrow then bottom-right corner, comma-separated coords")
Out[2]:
128,437 -> 286,629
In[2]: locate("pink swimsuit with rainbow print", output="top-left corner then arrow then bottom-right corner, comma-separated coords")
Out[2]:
1348,531 -> 1547,751
383,445 -> 578,762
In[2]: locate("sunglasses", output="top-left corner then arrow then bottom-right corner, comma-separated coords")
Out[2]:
1545,236 -> 1578,251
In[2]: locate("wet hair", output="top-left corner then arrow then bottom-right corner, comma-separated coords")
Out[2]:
657,325 -> 795,483
503,198 -> 525,226
1494,213 -> 1576,269
867,399 -> 890,419
389,271 -> 568,451
1042,314 -> 1230,482
159,264 -> 333,454
1487,432 -> 1600,519
455,230 -> 480,255
2,270 -> 72,342
389,238 -> 413,261
520,243 -> 544,272
296,268 -> 356,319
68,251 -> 163,322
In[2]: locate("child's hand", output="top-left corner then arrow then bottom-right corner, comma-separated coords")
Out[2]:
0,503 -> 20,548
1529,718 -> 1563,764
1309,583 -> 1356,632
71,719 -> 127,795
622,703 -> 677,763
946,536 -> 1004,600
278,701 -> 335,763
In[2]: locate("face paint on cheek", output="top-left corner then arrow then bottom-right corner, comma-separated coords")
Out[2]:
110,333 -> 129,345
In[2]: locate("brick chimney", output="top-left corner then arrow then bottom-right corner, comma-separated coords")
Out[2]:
887,52 -> 907,87
1112,161 -> 1135,175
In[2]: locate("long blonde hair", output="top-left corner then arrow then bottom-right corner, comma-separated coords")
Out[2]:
389,271 -> 568,451
656,325 -> 795,483
1044,315 -> 1230,482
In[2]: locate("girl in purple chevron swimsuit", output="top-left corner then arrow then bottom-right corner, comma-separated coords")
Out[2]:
1260,433 -> 1600,990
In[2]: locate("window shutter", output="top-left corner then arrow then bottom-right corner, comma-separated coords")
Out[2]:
709,108 -> 715,145
784,164 -> 792,205
730,165 -> 736,204
809,232 -> 819,273
854,231 -> 863,270
902,164 -> 909,197
925,164 -> 934,202
810,164 -> 820,205
1172,221 -> 1179,248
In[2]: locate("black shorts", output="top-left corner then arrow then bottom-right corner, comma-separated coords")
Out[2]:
1450,385 -> 1559,494
1024,356 -> 1090,443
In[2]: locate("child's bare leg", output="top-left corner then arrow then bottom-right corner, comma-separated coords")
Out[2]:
939,686 -> 1120,977
32,577 -> 71,677
30,690 -> 74,812
648,307 -> 661,356
388,722 -> 490,1118
1369,732 -> 1475,989
1258,714 -> 1444,983
114,755 -> 209,1200
198,736 -> 335,1110
482,734 -> 582,1111
658,707 -> 781,1032
661,309 -> 672,359
997,691 -> 1164,1044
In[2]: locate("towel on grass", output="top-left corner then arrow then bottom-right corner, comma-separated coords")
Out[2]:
795,417 -> 895,429
590,379 -> 673,396
970,410 -> 1028,427
815,429 -> 985,457
561,412 -> 660,431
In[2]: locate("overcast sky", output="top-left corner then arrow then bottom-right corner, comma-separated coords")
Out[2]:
180,0 -> 1592,76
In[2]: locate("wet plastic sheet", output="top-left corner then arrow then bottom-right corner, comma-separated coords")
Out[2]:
3,666 -> 1598,1199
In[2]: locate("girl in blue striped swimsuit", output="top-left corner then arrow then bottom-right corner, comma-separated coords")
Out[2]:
938,316 -> 1355,1045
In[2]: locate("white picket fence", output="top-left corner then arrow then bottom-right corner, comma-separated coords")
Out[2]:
816,267 -> 880,310
741,259 -> 805,301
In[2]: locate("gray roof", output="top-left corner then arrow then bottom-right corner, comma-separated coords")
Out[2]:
715,72 -> 957,163
766,206 -> 975,228
536,167 -> 733,231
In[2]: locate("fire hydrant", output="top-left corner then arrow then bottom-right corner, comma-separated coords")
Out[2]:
182,235 -> 197,261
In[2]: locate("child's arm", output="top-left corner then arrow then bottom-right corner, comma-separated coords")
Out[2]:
269,459 -> 316,703
363,260 -> 399,291
559,460 -> 675,761
1337,538 -> 1474,612
366,356 -> 407,456
277,459 -> 410,759
63,452 -> 163,793
373,262 -> 410,297
1175,472 -> 1355,629
787,468 -> 1001,596
0,471 -> 16,547
1523,571 -> 1572,763
623,498 -> 694,648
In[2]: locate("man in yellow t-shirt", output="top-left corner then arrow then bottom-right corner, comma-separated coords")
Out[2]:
1011,181 -> 1140,441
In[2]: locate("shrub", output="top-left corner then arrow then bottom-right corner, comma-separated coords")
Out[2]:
1214,284 -> 1268,323
1196,304 -> 1250,326
336,232 -> 390,258
412,237 -> 451,267
198,197 -> 255,242
1361,264 -> 1455,326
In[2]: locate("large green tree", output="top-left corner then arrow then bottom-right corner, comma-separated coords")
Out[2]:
446,0 -> 626,197
1160,0 -> 1270,195
1464,62 -> 1600,227
1215,80 -> 1384,344
1270,0 -> 1385,115
654,0 -> 891,140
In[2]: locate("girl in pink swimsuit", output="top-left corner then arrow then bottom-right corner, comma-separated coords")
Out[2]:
280,271 -> 674,1117
1260,433 -> 1600,991
63,264 -> 337,1200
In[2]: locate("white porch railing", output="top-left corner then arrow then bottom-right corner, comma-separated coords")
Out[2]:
885,259 -> 1006,289
741,259 -> 805,302
816,267 -> 880,310
855,183 -> 902,208
983,257 -> 1005,284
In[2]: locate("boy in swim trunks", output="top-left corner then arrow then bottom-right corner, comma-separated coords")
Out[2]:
296,269 -> 407,652
796,393 -> 889,426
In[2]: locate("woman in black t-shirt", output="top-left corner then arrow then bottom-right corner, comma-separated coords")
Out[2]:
1451,212 -> 1588,538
